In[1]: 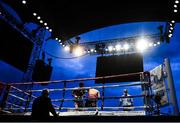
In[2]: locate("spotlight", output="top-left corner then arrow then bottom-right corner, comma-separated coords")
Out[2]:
170,27 -> 174,30
90,49 -> 94,52
175,0 -> 179,4
136,39 -> 148,52
37,16 -> 41,20
58,39 -> 61,42
169,30 -> 172,33
49,29 -> 52,32
64,46 -> 70,51
170,23 -> 173,26
44,23 -> 47,26
94,50 -> 97,53
108,46 -> 113,52
123,44 -> 129,50
105,48 -> 108,51
62,44 -> 65,47
60,42 -> 62,45
157,42 -> 161,45
74,46 -> 83,56
154,43 -> 157,47
171,20 -> 175,23
40,20 -> 43,23
174,9 -> 178,13
33,13 -> 37,16
46,26 -> 49,30
168,34 -> 172,38
115,44 -> 121,51
55,38 -> 58,40
174,4 -> 178,8
22,0 -> 26,4
148,43 -> 153,47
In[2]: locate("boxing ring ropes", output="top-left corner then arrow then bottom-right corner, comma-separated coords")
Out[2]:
0,71 -> 157,116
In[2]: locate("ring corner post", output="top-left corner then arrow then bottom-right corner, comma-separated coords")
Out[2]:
164,58 -> 179,116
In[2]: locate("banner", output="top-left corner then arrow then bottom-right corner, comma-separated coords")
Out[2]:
150,65 -> 169,106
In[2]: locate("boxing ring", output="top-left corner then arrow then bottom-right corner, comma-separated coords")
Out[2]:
0,71 -> 160,117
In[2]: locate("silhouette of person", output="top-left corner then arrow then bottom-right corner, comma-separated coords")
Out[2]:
72,82 -> 87,110
31,89 -> 57,120
120,89 -> 134,111
85,88 -> 100,114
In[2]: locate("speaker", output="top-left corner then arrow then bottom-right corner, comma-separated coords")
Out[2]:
32,60 -> 53,84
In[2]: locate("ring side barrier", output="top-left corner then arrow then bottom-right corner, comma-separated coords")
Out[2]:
50,95 -> 146,102
8,72 -> 143,85
3,106 -> 148,111
9,82 -> 149,93
6,85 -> 59,108
6,102 -> 26,110
2,72 -> 154,115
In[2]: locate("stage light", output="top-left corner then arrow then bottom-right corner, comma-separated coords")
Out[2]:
169,30 -> 172,33
49,29 -> 52,32
94,50 -> 97,53
90,49 -> 94,52
174,4 -> 178,8
44,23 -> 47,26
175,0 -> 179,4
123,44 -> 129,50
157,42 -> 161,45
60,42 -> 62,45
136,39 -> 148,52
22,0 -> 26,4
74,46 -> 83,56
33,13 -> 37,16
115,44 -> 121,51
40,20 -> 43,23
168,34 -> 172,38
55,38 -> 58,40
37,16 -> 41,20
64,46 -> 70,51
170,23 -> 173,26
170,27 -> 174,30
154,43 -> 157,47
105,48 -> 108,51
148,43 -> 153,47
108,46 -> 113,52
58,39 -> 61,42
174,9 -> 178,13
62,44 -> 65,47
171,20 -> 175,23
46,26 -> 49,30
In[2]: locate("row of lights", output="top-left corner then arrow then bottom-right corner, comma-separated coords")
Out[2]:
62,38 -> 161,56
21,0 -> 52,32
174,0 -> 179,13
167,0 -> 179,39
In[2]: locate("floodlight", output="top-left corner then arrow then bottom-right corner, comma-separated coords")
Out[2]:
115,44 -> 121,51
175,0 -> 179,4
33,13 -> 37,16
22,0 -> 26,4
136,38 -> 148,52
64,46 -> 70,51
37,16 -> 41,20
174,9 -> 178,13
74,46 -> 83,56
123,44 -> 129,51
108,46 -> 113,52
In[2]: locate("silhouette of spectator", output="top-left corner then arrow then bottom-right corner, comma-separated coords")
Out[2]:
31,89 -> 57,120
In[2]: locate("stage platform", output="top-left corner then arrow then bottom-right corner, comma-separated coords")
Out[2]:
0,111 -> 179,122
